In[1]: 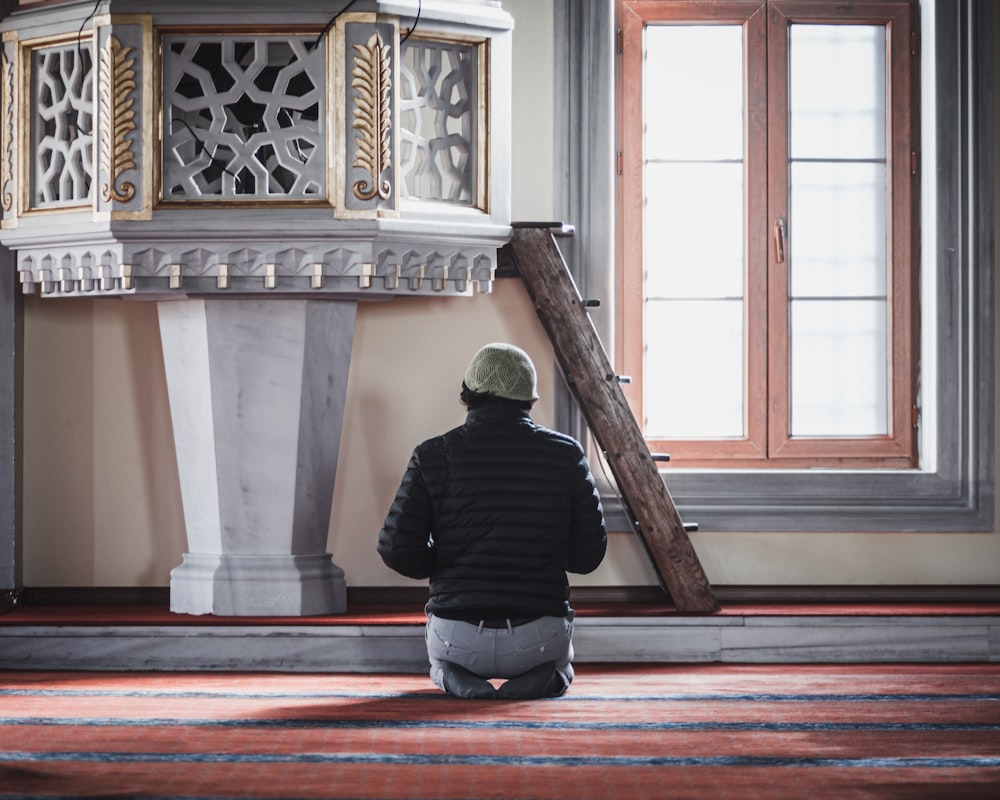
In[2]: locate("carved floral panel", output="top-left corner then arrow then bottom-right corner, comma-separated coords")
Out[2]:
1,37 -> 16,219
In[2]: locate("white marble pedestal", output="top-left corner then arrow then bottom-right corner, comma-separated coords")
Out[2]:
158,298 -> 356,616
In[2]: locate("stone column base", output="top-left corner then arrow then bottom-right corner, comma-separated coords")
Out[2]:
170,553 -> 346,617
158,297 -> 356,617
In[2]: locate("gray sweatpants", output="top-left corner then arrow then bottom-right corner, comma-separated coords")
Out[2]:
425,611 -> 575,692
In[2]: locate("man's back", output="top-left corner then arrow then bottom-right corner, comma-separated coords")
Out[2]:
377,342 -> 607,699
378,404 -> 606,619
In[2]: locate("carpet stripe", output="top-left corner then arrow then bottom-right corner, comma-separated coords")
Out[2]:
10,698 -> 995,721
2,688 -> 998,702
3,715 -> 999,732
3,750 -> 1000,768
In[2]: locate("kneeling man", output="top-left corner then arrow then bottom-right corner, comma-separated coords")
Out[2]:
378,343 -> 607,699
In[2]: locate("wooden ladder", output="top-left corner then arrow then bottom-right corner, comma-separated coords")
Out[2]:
504,224 -> 719,614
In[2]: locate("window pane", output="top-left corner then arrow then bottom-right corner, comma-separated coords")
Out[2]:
621,2 -> 917,469
644,25 -> 743,161
787,22 -> 891,440
790,300 -> 888,436
642,22 -> 746,442
790,162 -> 887,297
789,25 -> 886,160
644,162 -> 743,298
644,299 -> 744,439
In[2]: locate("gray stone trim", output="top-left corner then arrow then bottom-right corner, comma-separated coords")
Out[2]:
0,0 -> 15,592
0,0 -> 14,596
12,237 -> 500,298
552,0 -> 995,533
552,0 -> 615,446
0,244 -> 20,595
2,613 -> 997,670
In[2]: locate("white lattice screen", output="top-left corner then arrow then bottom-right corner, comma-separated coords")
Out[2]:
161,36 -> 325,200
25,33 -> 484,209
398,39 -> 478,205
6,4 -> 510,301
30,43 -> 94,207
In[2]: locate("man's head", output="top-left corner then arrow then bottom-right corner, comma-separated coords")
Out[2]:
462,343 -> 539,408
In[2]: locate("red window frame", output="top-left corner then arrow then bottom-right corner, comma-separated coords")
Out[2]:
617,0 -> 919,468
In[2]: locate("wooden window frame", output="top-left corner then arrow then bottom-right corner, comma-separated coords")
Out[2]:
550,0 -> 991,533
619,0 -> 920,468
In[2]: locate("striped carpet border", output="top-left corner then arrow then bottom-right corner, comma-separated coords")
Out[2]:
4,688 -> 999,702
3,716 -> 1000,732
3,751 -> 1000,768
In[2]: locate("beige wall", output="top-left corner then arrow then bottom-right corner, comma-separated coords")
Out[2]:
19,0 -> 1000,588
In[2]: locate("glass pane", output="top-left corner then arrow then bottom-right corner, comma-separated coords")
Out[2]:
644,162 -> 743,298
644,299 -> 744,439
790,162 -> 887,297
790,300 -> 888,436
790,25 -> 886,160
644,25 -> 743,161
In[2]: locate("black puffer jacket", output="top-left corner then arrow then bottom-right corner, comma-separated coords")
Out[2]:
378,405 -> 607,619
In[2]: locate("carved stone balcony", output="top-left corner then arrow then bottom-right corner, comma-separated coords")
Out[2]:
0,0 -> 513,615
2,0 -> 511,296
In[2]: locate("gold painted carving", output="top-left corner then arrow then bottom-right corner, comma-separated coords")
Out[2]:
351,31 -> 391,202
99,35 -> 137,203
1,51 -> 14,212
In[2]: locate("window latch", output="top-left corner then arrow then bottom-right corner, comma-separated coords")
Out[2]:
773,218 -> 786,263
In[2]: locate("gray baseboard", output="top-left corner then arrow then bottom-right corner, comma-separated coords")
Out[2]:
4,584 -> 998,670
2,612 -> 997,671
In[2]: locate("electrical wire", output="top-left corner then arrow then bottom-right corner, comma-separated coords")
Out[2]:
312,0 -> 421,50
76,0 -> 101,67
73,0 -> 103,136
400,0 -> 422,45
168,0 -> 370,196
312,0 -> 361,50
124,0 -> 422,194
171,116 -> 242,192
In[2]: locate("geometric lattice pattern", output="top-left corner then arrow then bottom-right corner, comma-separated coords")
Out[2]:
398,39 -> 477,205
31,44 -> 95,206
162,36 -> 325,199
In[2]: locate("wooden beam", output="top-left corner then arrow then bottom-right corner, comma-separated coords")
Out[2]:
505,225 -> 719,614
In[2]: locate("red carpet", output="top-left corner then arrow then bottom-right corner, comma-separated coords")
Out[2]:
1,664 -> 998,799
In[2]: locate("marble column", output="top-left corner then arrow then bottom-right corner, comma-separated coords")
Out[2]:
158,297 -> 355,616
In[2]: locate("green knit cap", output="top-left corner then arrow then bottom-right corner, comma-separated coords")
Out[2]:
464,343 -> 539,402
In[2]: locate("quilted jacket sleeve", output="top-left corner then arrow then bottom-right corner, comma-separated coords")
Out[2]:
565,454 -> 607,575
377,449 -> 435,580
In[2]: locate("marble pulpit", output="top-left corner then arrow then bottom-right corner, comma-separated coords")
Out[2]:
0,0 -> 513,615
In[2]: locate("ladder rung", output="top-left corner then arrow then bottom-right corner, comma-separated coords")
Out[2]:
505,226 -> 718,613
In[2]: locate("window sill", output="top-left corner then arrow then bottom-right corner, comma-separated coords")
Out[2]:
597,465 -> 994,533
